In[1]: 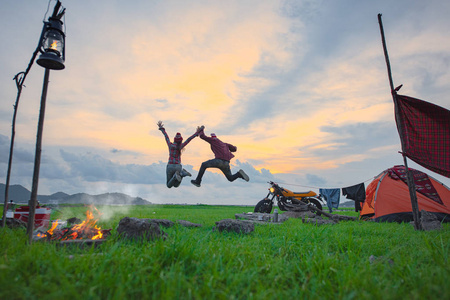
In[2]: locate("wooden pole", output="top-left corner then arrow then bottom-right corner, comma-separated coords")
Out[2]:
2,48 -> 41,227
27,68 -> 50,242
1,79 -> 23,227
377,13 -> 422,230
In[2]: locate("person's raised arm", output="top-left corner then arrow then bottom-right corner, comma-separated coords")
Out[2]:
157,120 -> 171,147
182,125 -> 204,148
227,143 -> 237,152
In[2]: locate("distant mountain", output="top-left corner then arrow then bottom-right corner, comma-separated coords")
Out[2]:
0,184 -> 151,205
0,184 -> 31,203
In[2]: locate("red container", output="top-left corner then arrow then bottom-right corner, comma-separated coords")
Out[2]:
14,206 -> 51,229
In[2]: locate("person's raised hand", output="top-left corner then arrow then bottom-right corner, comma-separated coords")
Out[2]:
197,125 -> 205,133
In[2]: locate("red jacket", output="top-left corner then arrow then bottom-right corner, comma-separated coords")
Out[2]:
199,130 -> 236,161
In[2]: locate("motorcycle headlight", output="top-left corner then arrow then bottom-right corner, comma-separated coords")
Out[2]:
270,187 -> 275,193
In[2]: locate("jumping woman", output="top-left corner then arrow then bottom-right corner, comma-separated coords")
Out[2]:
157,121 -> 202,188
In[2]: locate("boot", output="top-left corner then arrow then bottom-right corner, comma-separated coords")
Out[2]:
181,168 -> 192,177
238,169 -> 249,182
191,180 -> 201,187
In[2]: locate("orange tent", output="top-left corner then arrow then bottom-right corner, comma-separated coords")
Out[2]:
360,166 -> 450,222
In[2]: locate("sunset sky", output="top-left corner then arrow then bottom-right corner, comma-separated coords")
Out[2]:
1,0 -> 449,205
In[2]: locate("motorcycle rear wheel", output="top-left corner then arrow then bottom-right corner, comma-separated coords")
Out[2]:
254,198 -> 273,213
302,197 -> 323,215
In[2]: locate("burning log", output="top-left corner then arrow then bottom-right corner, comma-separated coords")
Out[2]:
36,206 -> 112,242
39,227 -> 112,241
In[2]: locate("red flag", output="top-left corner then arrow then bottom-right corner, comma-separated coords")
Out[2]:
394,94 -> 450,178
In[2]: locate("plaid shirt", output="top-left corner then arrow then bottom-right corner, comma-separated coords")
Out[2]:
199,129 -> 237,161
160,128 -> 198,164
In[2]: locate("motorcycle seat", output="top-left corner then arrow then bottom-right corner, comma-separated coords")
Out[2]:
292,191 -> 316,197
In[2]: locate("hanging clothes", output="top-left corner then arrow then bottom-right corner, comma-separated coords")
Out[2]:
342,183 -> 366,212
319,188 -> 340,213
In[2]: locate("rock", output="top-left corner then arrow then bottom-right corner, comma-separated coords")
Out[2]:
283,210 -> 316,219
176,220 -> 202,227
117,217 -> 167,241
302,216 -> 337,225
420,210 -> 442,231
234,213 -> 288,223
149,219 -> 175,228
213,219 -> 254,234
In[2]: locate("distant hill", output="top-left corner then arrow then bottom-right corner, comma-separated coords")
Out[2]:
0,184 -> 151,205
0,184 -> 31,203
339,201 -> 355,208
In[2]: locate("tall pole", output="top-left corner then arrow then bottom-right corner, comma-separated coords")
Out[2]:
378,13 -> 422,230
27,68 -> 50,242
2,48 -> 42,228
2,76 -> 24,227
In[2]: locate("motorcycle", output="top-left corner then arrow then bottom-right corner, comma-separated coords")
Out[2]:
254,181 -> 324,214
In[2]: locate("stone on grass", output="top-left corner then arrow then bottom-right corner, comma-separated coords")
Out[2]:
117,217 -> 167,241
150,219 -> 175,228
420,210 -> 442,231
283,210 -> 316,219
177,220 -> 202,227
213,219 -> 254,234
302,215 -> 337,225
234,213 -> 288,223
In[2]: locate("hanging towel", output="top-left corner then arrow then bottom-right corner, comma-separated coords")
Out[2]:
342,183 -> 366,212
319,188 -> 340,213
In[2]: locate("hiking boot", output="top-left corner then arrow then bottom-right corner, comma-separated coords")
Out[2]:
181,168 -> 192,177
191,180 -> 201,187
239,169 -> 249,182
175,170 -> 182,182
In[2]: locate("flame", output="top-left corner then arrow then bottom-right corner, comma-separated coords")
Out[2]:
48,219 -> 59,235
50,41 -> 58,50
67,209 -> 103,240
38,206 -> 108,241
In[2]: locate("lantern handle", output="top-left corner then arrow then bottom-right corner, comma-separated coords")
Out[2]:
51,1 -> 65,20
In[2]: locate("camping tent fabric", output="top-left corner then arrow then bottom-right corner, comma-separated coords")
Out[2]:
360,166 -> 450,223
388,165 -> 443,204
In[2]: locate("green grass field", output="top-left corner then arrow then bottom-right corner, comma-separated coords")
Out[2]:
1,204 -> 449,299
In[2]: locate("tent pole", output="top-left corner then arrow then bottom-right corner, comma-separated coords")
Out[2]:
377,13 -> 422,230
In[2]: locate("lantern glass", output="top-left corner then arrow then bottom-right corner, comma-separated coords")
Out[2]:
42,29 -> 64,55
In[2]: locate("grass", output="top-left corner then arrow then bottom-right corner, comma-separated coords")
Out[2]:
1,204 -> 449,299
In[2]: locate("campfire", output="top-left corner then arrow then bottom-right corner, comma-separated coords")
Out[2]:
37,206 -> 111,241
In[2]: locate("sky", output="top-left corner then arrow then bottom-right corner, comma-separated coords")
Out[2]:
1,0 -> 449,206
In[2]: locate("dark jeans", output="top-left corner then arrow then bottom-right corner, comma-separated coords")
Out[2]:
166,164 -> 182,188
194,159 -> 240,183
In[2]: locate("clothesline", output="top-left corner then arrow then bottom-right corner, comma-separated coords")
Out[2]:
277,177 -> 374,213
276,176 -> 375,190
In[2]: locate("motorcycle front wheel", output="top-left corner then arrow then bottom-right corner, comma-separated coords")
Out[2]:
254,198 -> 273,213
